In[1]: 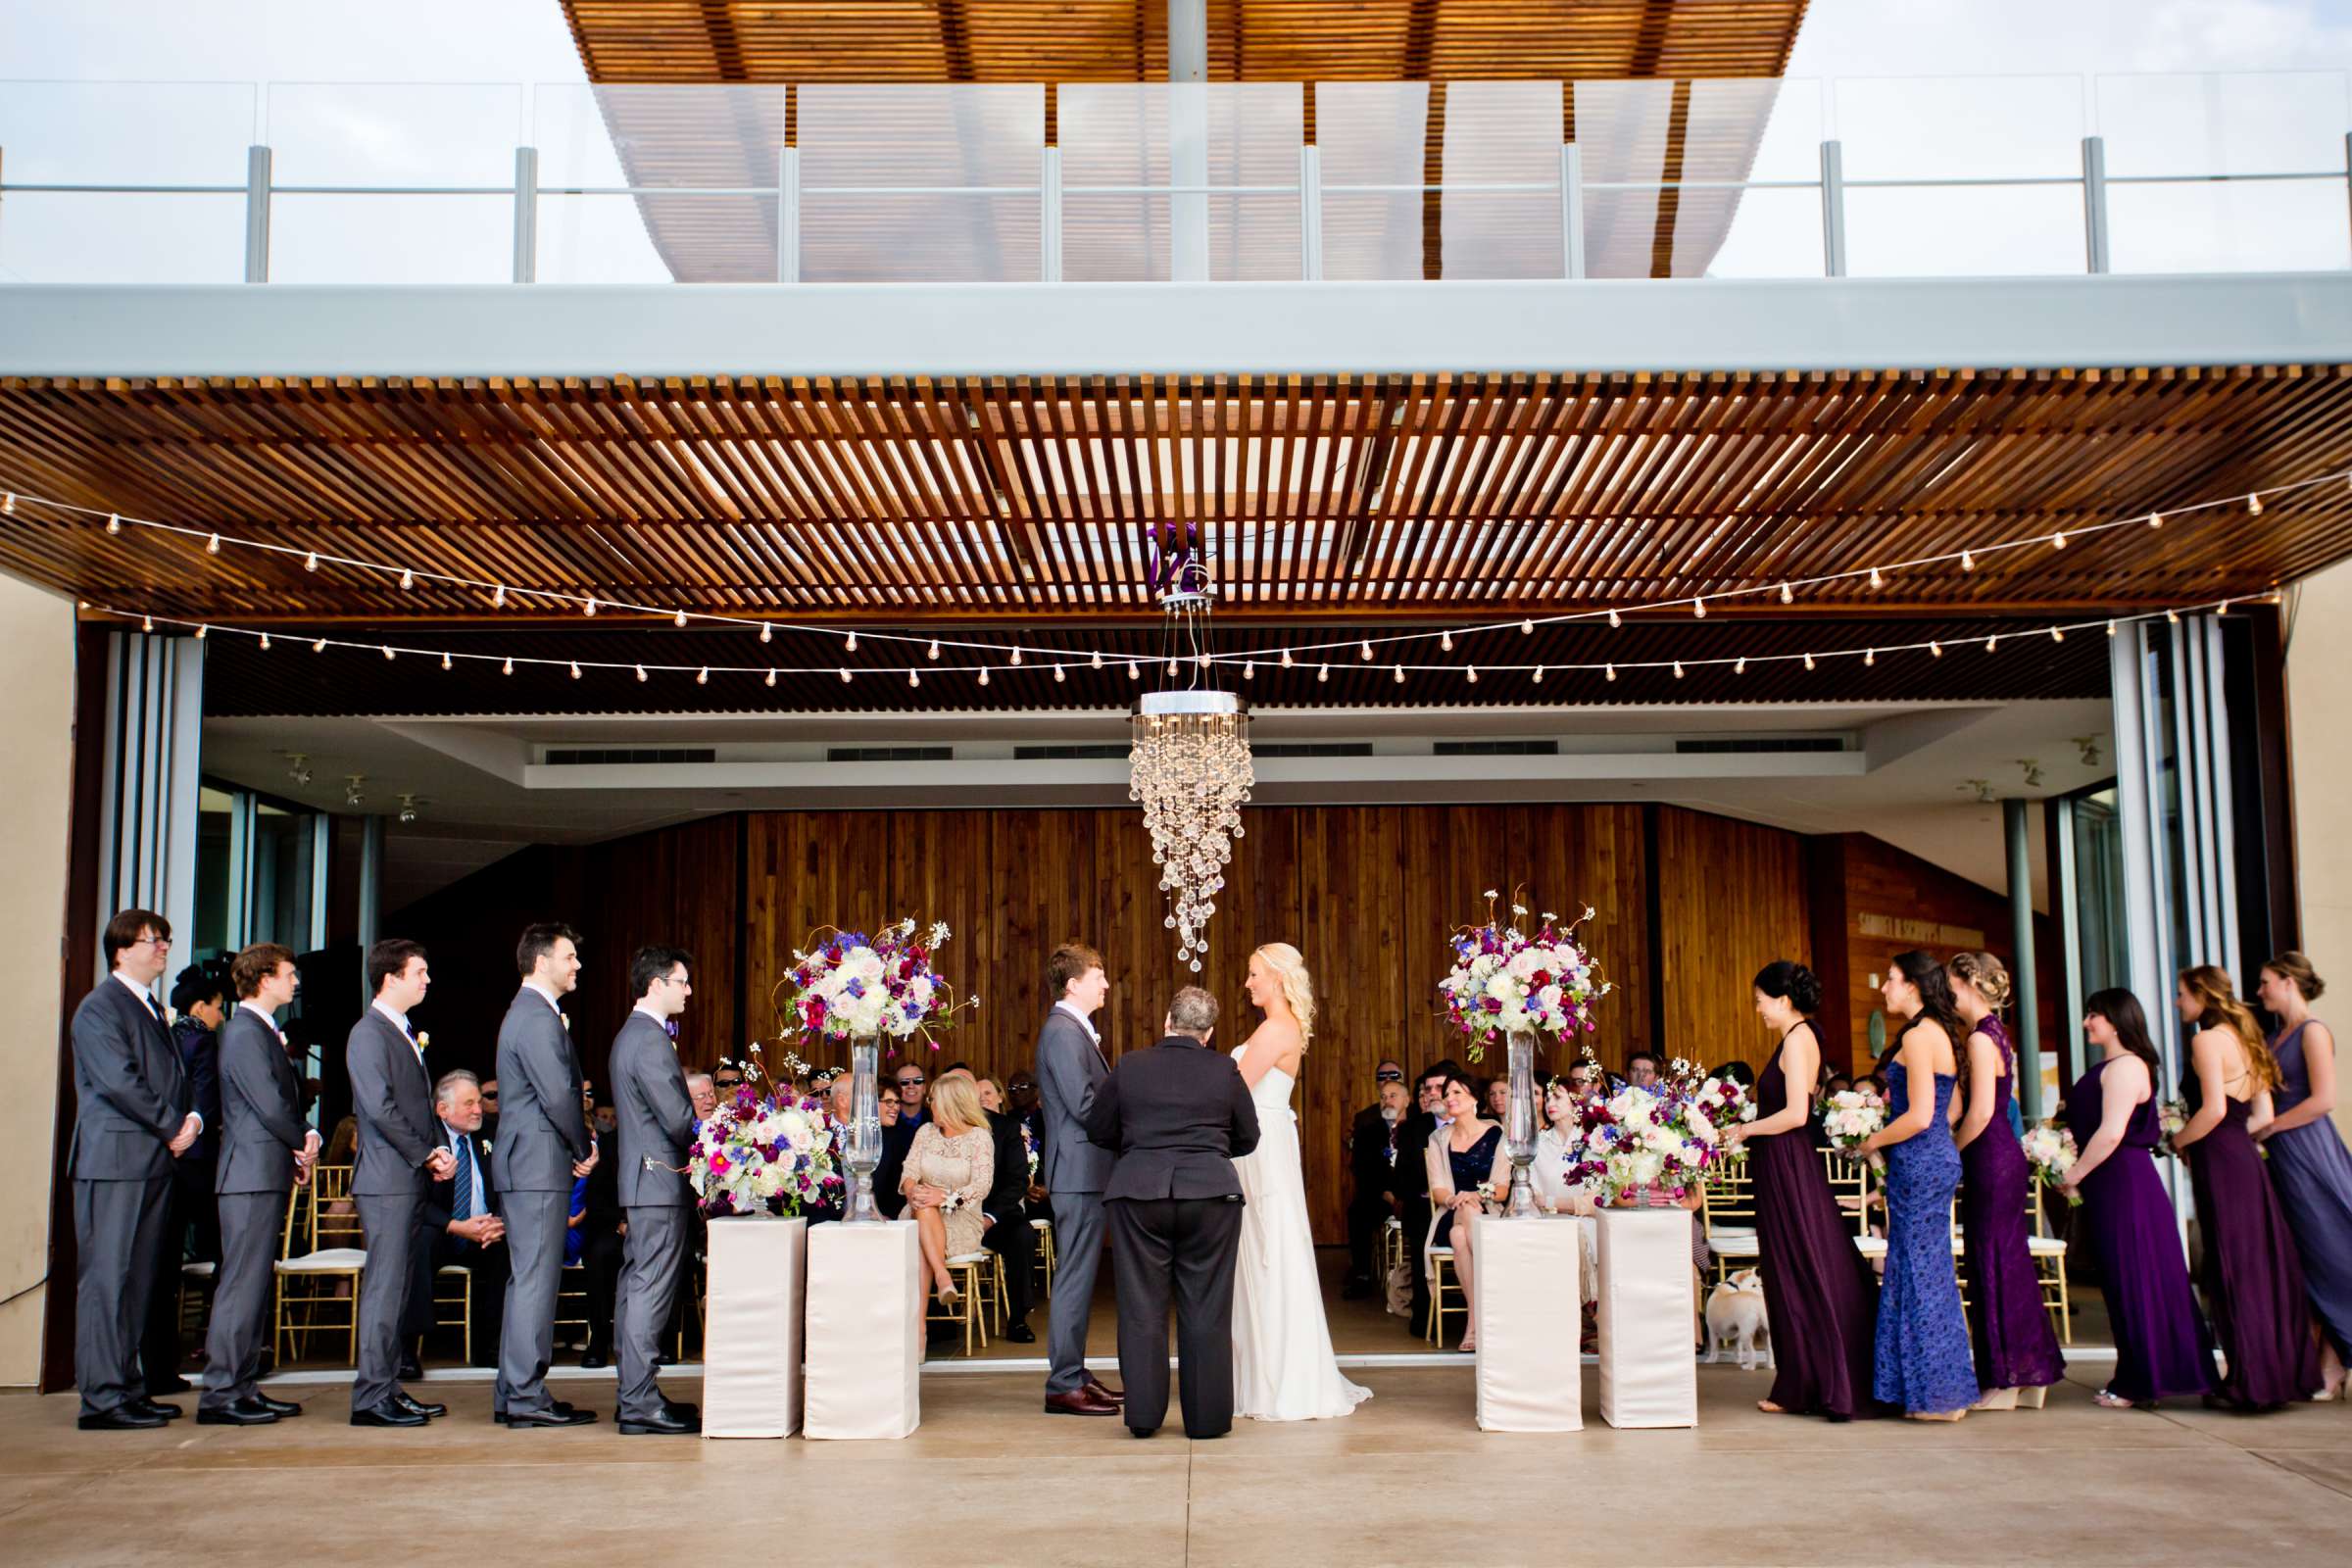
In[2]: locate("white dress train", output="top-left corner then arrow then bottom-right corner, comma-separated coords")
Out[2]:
1230,1044 -> 1373,1421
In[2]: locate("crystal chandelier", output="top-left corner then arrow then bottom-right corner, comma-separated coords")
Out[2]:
1128,538 -> 1252,972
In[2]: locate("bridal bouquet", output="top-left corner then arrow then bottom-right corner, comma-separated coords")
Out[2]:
1560,1067 -> 1743,1204
1439,890 -> 1611,1063
2021,1119 -> 2081,1206
689,1085 -> 842,1217
1820,1086 -> 1887,1169
780,917 -> 976,1046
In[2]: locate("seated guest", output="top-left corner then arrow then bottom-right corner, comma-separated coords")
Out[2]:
1403,1058 -> 1461,1334
1485,1077 -> 1512,1120
412,1070 -> 508,1368
893,1062 -> 929,1128
1529,1079 -> 1601,1303
1006,1070 -> 1049,1222
1345,1075 -> 1411,1299
950,1067 -> 1038,1344
808,1075 -> 856,1223
685,1071 -> 717,1126
711,1064 -> 744,1097
1425,1071 -> 1503,1352
1625,1051 -> 1663,1091
478,1077 -> 500,1144
976,1075 -> 1005,1113
900,1073 -> 995,1314
879,1084 -> 902,1127
875,1086 -> 920,1220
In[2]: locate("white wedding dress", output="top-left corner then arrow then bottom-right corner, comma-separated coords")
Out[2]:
1230,1043 -> 1373,1421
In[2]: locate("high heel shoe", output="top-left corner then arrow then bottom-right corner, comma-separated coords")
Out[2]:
2019,1385 -> 2048,1409
1972,1387 -> 2020,1412
1905,1409 -> 1967,1422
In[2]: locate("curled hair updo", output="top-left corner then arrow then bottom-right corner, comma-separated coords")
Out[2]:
2266,951 -> 2327,1002
1752,960 -> 1822,1014
1947,951 -> 2013,1011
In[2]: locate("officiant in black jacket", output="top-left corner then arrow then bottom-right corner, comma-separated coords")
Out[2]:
1082,986 -> 1259,1441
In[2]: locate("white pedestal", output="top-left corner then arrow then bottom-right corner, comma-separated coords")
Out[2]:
1471,1214 -> 1584,1432
1594,1205 -> 1698,1429
701,1215 -> 807,1439
804,1220 -> 922,1440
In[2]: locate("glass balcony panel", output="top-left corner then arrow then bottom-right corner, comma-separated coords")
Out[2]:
537,194 -> 700,283
0,79 -> 256,184
2095,71 -> 2349,178
0,193 -> 243,282
800,84 -> 1043,283
1574,77 -> 1821,277
1438,80 -> 1562,279
534,84 -> 786,281
2109,180 -> 2350,273
1845,184 -> 2086,277
1834,74 -> 2086,181
1315,81 -> 1428,281
1059,83 -> 1302,282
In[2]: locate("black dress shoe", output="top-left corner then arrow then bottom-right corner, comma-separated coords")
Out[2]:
653,1351 -> 678,1367
579,1350 -> 611,1369
492,1409 -> 509,1425
662,1400 -> 700,1421
139,1399 -> 184,1419
148,1374 -> 194,1395
398,1355 -> 424,1382
617,1409 -> 699,1436
197,1398 -> 278,1426
350,1399 -> 427,1428
78,1405 -> 168,1431
505,1405 -> 597,1427
394,1392 -> 447,1419
256,1394 -> 302,1417
1004,1323 -> 1037,1345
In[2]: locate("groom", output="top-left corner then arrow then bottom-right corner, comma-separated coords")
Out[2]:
1035,942 -> 1124,1417
1082,986 -> 1260,1440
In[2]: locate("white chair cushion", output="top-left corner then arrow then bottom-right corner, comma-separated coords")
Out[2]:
1853,1236 -> 1887,1258
2027,1236 -> 2068,1256
1712,1235 -> 1761,1258
435,1263 -> 473,1278
1706,1224 -> 1758,1242
947,1251 -> 991,1266
181,1260 -> 216,1279
1029,1217 -> 1052,1230
276,1249 -> 367,1273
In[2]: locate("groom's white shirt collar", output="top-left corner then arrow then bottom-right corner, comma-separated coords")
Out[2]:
1053,999 -> 1100,1046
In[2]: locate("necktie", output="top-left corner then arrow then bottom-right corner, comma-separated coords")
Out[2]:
452,1134 -> 475,1220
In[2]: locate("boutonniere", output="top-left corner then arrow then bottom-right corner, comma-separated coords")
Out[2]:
416,1031 -> 431,1052
561,1012 -> 571,1033
480,1137 -> 494,1156
273,1027 -> 288,1047
940,1191 -> 964,1214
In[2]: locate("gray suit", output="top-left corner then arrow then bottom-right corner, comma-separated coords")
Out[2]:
201,1004 -> 310,1411
1035,1004 -> 1110,1396
610,1009 -> 696,1421
70,975 -> 192,1417
493,985 -> 590,1417
345,1004 -> 438,1413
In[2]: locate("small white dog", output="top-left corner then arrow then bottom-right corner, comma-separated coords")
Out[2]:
1703,1268 -> 1773,1370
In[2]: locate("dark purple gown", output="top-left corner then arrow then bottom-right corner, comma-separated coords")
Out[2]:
1751,1024 -> 1883,1418
2063,1057 -> 2215,1404
1958,1016 -> 2065,1391
2182,1067 -> 2321,1408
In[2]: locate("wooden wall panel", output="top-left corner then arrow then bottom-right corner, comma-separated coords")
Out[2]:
570,813 -> 743,1087
743,810 -> 890,1068
1655,806 -> 1812,1075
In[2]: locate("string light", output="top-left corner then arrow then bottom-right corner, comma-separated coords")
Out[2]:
1734,656 -> 1746,674
1318,663 -> 1330,683
1607,610 -> 1622,629
583,597 -> 598,617
381,645 -> 395,661
2051,626 -> 2065,642
635,664 -> 648,681
1986,635 -> 1999,652
760,622 -> 772,643
1360,640 -> 1374,661
1692,600 -> 1706,618
1802,653 -> 1815,670
1280,649 -> 1294,668
979,666 -> 992,687
2051,531 -> 2067,550
140,614 -> 152,631
1520,618 -> 1534,635
1605,663 -> 1617,682
107,513 -> 122,535
441,652 -> 452,670
1466,665 -> 1479,683
764,668 -> 777,687
399,567 -> 416,589
206,534 -> 220,555
1672,661 -> 1685,679
1087,649 -> 1100,668
1053,664 -> 1067,683
845,631 -> 858,653
1127,660 -> 1141,680
2149,513 -> 2163,528
1929,640 -> 1942,658
1166,658 -> 1179,675
314,638 -> 327,653
1868,566 -> 1884,588
503,657 -> 514,674
1394,663 -> 1406,684
1532,664 -> 1544,683
2106,619 -> 2118,637
2248,494 -> 2264,515
698,665 -> 710,685
1864,648 -> 1876,666
673,610 -> 688,627
194,624 -> 207,640
908,668 -> 920,688
493,585 -> 508,608
929,639 -> 943,661
838,666 -> 852,683
1243,661 -> 1255,680
0,493 -> 13,514
1440,630 -> 1453,651
1959,551 -> 1974,571
258,633 -> 270,650
2166,610 -> 2180,623
1779,583 -> 1793,604
569,661 -> 582,678
1009,648 -> 1022,666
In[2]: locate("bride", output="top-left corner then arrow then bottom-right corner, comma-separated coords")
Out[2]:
1230,942 -> 1373,1421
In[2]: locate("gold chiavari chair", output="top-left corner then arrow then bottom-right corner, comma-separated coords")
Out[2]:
2027,1184 -> 2073,1344
931,1252 -> 993,1354
1700,1163 -> 1760,1285
556,1261 -> 590,1348
1030,1217 -> 1055,1298
1425,1247 -> 1464,1348
433,1265 -> 473,1363
272,1164 -> 366,1364
1821,1151 -> 1886,1265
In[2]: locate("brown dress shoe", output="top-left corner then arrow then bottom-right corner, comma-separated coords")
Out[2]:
1085,1374 -> 1125,1404
1044,1387 -> 1120,1417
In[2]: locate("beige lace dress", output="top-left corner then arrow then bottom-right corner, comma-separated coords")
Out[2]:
905,1121 -> 995,1255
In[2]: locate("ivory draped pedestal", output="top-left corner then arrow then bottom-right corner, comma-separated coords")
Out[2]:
1594,1205 -> 1699,1428
1470,1214 -> 1584,1431
804,1219 -> 922,1440
700,1215 -> 808,1439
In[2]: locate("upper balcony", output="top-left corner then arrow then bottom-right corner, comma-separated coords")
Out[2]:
4,71 -> 2350,288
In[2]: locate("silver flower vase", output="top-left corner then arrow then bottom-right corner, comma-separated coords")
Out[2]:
846,1036 -> 883,1223
1502,1030 -> 1538,1218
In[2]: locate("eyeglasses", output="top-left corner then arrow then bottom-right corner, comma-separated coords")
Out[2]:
896,1074 -> 925,1088
1375,1068 -> 1403,1082
132,934 -> 172,950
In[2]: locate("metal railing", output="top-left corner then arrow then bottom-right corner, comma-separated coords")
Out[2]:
3,74 -> 2349,284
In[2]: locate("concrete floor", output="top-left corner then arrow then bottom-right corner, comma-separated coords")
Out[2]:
4,1363 -> 2348,1567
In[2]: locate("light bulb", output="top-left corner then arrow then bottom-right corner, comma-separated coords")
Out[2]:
1959,551 -> 1974,571
1466,664 -> 1479,683
1054,664 -> 1066,683
569,661 -> 582,678
206,534 -> 220,555
2166,610 -> 2180,624
2051,532 -> 2068,550
259,633 -> 270,651
1802,653 -> 1816,670
195,624 -> 207,640
136,612 -> 151,631
1930,641 -> 1942,658
1317,663 -> 1330,683
1986,636 -> 1999,652
1868,566 -> 1884,588
107,513 -> 122,535
1244,662 -> 1254,680
929,640 -> 941,660
305,552 -> 318,572
2106,620 -> 2117,638
584,597 -> 598,617
1532,664 -> 1544,683
1734,656 -> 1746,674
381,645 -> 395,661
503,658 -> 514,674
979,666 -> 992,687
839,666 -> 852,683
315,638 -> 327,652
1166,659 -> 1179,675
845,631 -> 858,652
1280,649 -> 1294,668
0,494 -> 12,513
1864,649 -> 1876,666
1605,663 -> 1616,682
1360,640 -> 1373,661
1779,583 -> 1792,604
2148,513 -> 2163,528
1440,630 -> 1453,651
2248,494 -> 2264,516
674,609 -> 688,627
1010,648 -> 1022,666
1127,661 -> 1140,680
908,668 -> 920,688
441,652 -> 452,670
1089,649 -> 1102,669
1607,609 -> 1621,628
698,666 -> 710,684
764,668 -> 777,686
1520,618 -> 1534,635
1693,600 -> 1706,618
635,664 -> 647,681
1672,661 -> 1685,678
493,584 -> 508,608
1393,664 -> 1405,684
2051,626 -> 2065,642
399,567 -> 415,589
760,622 -> 773,643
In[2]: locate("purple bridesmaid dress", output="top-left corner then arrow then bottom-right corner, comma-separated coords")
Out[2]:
2265,1021 -> 2352,1361
2182,1068 -> 2321,1408
2063,1057 -> 2215,1404
1958,1015 -> 2065,1391
1750,1025 -> 1883,1419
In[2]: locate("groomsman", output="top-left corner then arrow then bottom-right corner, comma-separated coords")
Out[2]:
198,944 -> 318,1424
494,922 -> 599,1427
347,938 -> 454,1427
1035,941 -> 1123,1417
70,909 -> 199,1429
609,946 -> 701,1435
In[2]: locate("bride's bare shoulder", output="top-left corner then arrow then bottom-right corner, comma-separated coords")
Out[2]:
1246,1016 -> 1304,1067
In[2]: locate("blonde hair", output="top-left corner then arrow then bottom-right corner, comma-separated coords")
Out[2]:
1947,951 -> 2013,1011
928,1071 -> 985,1135
1251,943 -> 1316,1045
2180,964 -> 2281,1094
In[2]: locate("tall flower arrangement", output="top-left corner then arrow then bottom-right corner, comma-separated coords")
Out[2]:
1558,1056 -> 1748,1204
688,1057 -> 841,1217
1439,890 -> 1611,1063
777,917 -> 976,1047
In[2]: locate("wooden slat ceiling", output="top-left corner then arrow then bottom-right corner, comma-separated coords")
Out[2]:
561,2 -> 1812,86
1,366 -> 2346,660
195,613 -> 2108,717
561,2 -> 1810,282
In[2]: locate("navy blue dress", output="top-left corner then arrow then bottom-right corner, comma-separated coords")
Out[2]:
1872,1058 -> 1981,1414
1433,1126 -> 1502,1248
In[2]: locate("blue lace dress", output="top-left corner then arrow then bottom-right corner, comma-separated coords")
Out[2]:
1872,1058 -> 1981,1414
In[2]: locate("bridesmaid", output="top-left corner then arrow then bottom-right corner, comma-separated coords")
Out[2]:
1948,952 -> 2065,1409
1860,952 -> 1980,1420
2253,953 -> 2352,1399
1722,961 -> 1882,1420
2172,965 -> 2321,1409
2057,988 -> 2215,1408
